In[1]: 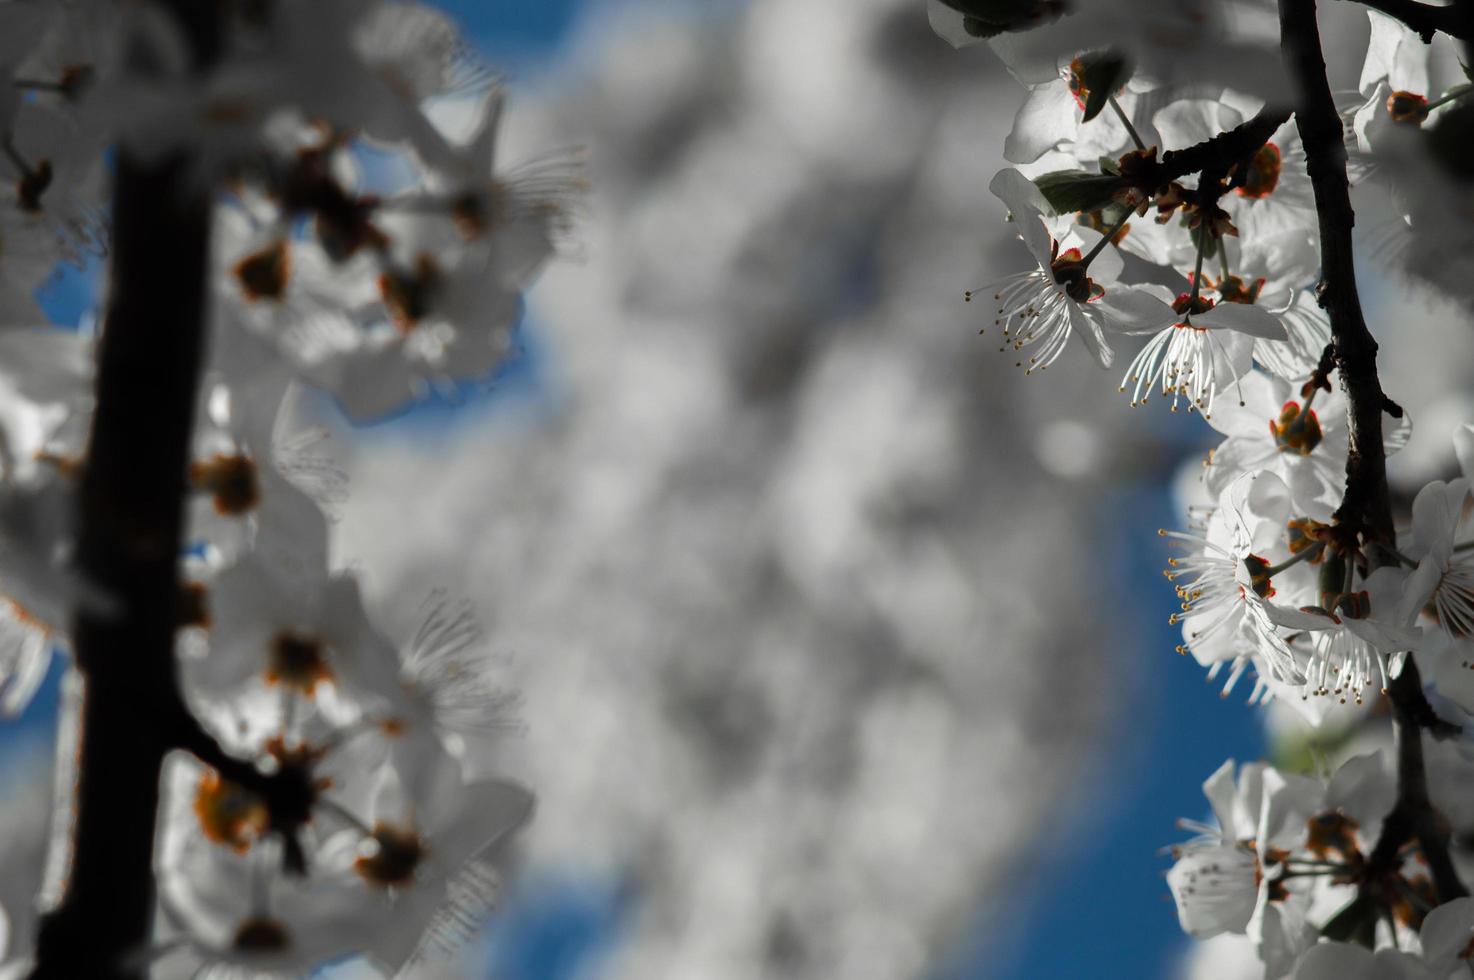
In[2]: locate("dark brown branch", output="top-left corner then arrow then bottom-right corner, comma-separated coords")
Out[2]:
1341,0 -> 1474,43
1280,0 -> 1467,904
1282,0 -> 1394,545
29,5 -> 221,978
1156,109 -> 1292,184
1367,661 -> 1465,900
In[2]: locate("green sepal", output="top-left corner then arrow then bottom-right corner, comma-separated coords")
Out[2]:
1078,51 -> 1134,123
1319,893 -> 1378,949
1099,156 -> 1121,175
1033,170 -> 1123,215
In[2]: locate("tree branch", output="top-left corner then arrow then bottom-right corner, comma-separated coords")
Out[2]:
1156,109 -> 1292,184
1367,660 -> 1466,904
1280,0 -> 1467,904
29,5 -> 221,978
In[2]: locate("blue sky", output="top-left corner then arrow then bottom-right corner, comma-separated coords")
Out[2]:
435,5 -> 1269,978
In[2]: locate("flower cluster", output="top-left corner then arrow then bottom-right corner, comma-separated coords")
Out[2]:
933,0 -> 1474,973
0,1 -> 568,975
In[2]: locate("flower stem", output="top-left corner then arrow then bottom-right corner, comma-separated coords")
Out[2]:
1187,232 -> 1208,308
1264,541 -> 1325,576
1108,95 -> 1146,152
1424,83 -> 1474,113
1080,209 -> 1132,267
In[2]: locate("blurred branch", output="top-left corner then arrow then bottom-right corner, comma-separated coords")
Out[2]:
29,4 -> 221,978
1280,0 -> 1467,906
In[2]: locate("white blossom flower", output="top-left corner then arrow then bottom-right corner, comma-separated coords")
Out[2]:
1164,470 -> 1309,695
1345,10 -> 1463,165
1403,478 -> 1474,640
1116,283 -> 1285,416
316,751 -> 533,972
377,591 -> 522,782
181,555 -> 404,726
1277,565 -> 1425,707
155,754 -> 393,977
186,363 -> 342,581
1002,59 -> 1162,172
1167,759 -> 1321,946
1203,369 -> 1409,521
972,167 -> 1175,372
412,86 -> 576,288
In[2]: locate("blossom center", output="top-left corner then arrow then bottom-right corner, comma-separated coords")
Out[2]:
193,770 -> 268,853
1242,555 -> 1275,598
1386,90 -> 1429,124
1270,401 -> 1322,455
1234,143 -> 1281,199
379,254 -> 443,333
1210,274 -> 1265,305
189,453 -> 261,516
1171,292 -> 1215,317
233,916 -> 291,952
233,239 -> 291,302
1049,248 -> 1102,303
354,822 -> 426,888
266,630 -> 333,695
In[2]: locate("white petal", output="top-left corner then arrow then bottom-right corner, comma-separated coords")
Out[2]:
1167,843 -> 1258,938
1199,302 -> 1287,341
1418,895 -> 1474,974
1004,81 -> 1078,165
1094,285 -> 1176,336
1291,941 -> 1378,980
1070,301 -> 1113,368
989,167 -> 1055,264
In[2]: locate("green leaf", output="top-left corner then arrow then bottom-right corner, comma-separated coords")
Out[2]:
1078,51 -> 1134,124
1033,170 -> 1122,215
1320,893 -> 1378,949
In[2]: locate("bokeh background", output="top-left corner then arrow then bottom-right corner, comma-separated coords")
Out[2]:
5,1 -> 1474,978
